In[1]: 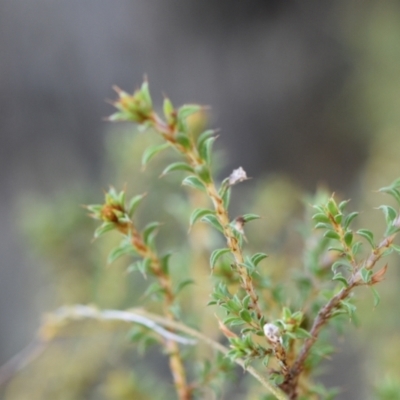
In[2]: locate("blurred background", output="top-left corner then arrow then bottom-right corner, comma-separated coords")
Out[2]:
1,1 -> 400,399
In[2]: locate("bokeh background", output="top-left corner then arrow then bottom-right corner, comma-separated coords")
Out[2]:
1,1 -> 400,399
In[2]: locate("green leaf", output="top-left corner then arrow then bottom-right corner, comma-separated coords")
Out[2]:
338,199 -> 350,212
371,287 -> 380,307
312,213 -> 330,223
324,230 -> 340,240
241,213 -> 261,223
141,143 -> 170,167
140,81 -> 152,108
294,327 -> 312,339
160,252 -> 172,274
175,132 -> 191,149
378,205 -> 397,226
161,162 -> 194,176
327,198 -> 339,216
142,222 -> 161,245
108,242 -> 136,264
201,214 -> 224,233
189,208 -> 215,227
210,248 -> 231,269
332,273 -> 348,287
199,136 -> 217,165
344,231 -> 353,247
360,267 -> 372,284
197,129 -> 215,149
128,193 -> 147,216
94,222 -> 115,238
352,241 -> 363,255
221,186 -> 231,209
357,229 -> 375,247
315,222 -> 332,230
143,282 -> 165,299
239,309 -> 252,324
175,279 -> 195,295
177,104 -> 201,121
250,252 -> 268,266
163,97 -> 174,120
343,212 -> 359,230
334,214 -> 342,224
379,185 -> 400,205
182,175 -> 207,192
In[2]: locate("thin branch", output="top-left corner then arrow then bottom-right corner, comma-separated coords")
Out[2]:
133,309 -> 288,400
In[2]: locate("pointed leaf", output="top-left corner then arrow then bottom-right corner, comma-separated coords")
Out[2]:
241,214 -> 261,223
128,193 -> 147,216
141,143 -> 170,167
199,136 -> 217,165
175,279 -> 195,295
250,252 -> 268,266
210,248 -> 231,269
142,222 -> 161,245
324,230 -> 340,240
94,222 -> 115,238
177,104 -> 201,121
182,175 -> 207,192
332,273 -> 348,287
371,287 -> 380,307
343,212 -> 359,230
201,214 -> 224,233
189,208 -> 215,227
108,242 -> 136,264
357,229 -> 375,247
197,129 -> 215,149
161,162 -> 194,176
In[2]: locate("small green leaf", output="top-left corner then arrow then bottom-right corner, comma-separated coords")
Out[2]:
175,132 -> 192,149
312,213 -> 330,223
241,214 -> 261,223
177,104 -> 201,121
108,242 -> 136,264
378,205 -> 397,226
371,287 -> 380,307
128,193 -> 146,216
360,267 -> 372,284
94,222 -> 115,238
344,231 -> 353,247
142,222 -> 161,245
140,81 -> 152,108
163,97 -> 174,121
142,143 -> 170,167
338,199 -> 350,212
221,186 -> 231,209
210,248 -> 231,269
343,212 -> 359,230
357,229 -> 375,248
182,175 -> 207,192
334,214 -> 342,224
144,282 -> 165,299
161,162 -> 194,176
294,327 -> 313,339
160,252 -> 172,274
189,208 -> 215,227
332,273 -> 348,287
197,129 -> 215,149
175,279 -> 195,295
199,136 -> 217,165
250,252 -> 268,266
352,241 -> 363,255
327,198 -> 339,216
315,222 -> 332,230
239,309 -> 252,324
201,214 -> 224,233
324,230 -> 340,240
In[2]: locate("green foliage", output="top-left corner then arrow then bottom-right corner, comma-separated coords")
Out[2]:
10,80 -> 400,400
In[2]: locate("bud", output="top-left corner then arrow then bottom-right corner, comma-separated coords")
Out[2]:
228,167 -> 249,186
263,323 -> 281,344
